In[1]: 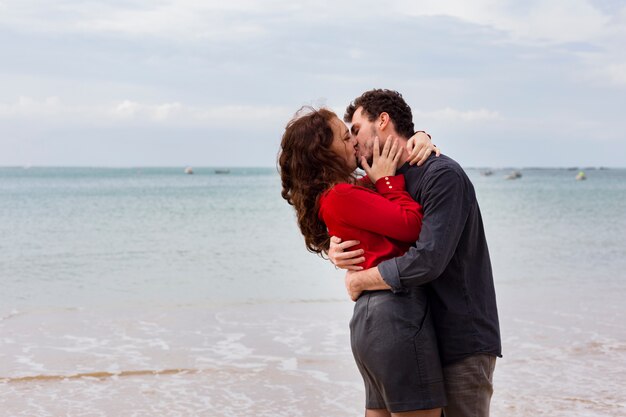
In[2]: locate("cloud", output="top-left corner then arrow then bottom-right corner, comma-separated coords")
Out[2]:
394,0 -> 611,44
604,63 -> 626,86
74,4 -> 268,41
112,100 -> 185,121
0,0 -> 281,41
0,96 -> 64,117
112,100 -> 141,118
0,96 -> 290,128
3,0 -> 613,44
109,100 -> 290,127
415,107 -> 500,122
1,1 -> 625,167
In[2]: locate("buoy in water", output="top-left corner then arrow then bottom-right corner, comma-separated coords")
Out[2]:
505,171 -> 522,180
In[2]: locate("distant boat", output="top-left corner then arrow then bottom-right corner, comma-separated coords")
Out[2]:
505,170 -> 522,180
184,167 -> 194,175
481,170 -> 494,176
576,171 -> 587,181
214,169 -> 230,174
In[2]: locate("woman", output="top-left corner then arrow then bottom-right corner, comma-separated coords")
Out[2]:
278,108 -> 445,417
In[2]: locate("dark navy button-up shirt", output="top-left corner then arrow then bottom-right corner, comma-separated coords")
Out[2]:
378,154 -> 502,366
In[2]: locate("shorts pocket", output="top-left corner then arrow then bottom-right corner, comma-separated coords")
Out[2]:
413,303 -> 444,385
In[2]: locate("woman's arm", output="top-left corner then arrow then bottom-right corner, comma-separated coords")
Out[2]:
320,135 -> 422,243
321,178 -> 422,243
406,131 -> 440,166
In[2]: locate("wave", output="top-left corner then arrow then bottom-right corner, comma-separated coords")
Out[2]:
1,368 -> 200,383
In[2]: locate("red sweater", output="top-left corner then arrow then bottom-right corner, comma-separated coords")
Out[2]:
318,175 -> 423,269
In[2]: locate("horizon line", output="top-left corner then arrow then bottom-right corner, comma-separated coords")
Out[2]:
1,165 -> 624,170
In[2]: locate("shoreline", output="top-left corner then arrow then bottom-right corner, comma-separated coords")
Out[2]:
2,291 -> 625,416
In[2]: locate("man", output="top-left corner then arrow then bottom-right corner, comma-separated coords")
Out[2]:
330,89 -> 502,417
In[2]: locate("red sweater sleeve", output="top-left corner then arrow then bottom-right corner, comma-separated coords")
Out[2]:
320,175 -> 423,243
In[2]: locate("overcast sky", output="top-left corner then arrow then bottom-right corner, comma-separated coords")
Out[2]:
1,0 -> 625,167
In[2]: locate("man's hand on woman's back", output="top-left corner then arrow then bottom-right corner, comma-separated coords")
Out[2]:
328,236 -> 365,270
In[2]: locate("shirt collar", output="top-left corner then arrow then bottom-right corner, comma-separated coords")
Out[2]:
396,161 -> 411,175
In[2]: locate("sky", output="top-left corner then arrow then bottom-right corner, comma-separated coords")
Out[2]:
0,0 -> 625,167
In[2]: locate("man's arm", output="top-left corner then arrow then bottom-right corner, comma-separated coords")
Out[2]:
346,167 -> 470,298
379,167 -> 470,291
344,268 -> 389,301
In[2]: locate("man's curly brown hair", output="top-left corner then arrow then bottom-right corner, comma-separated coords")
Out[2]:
344,89 -> 415,139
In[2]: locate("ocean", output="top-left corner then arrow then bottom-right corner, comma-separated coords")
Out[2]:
1,166 -> 625,416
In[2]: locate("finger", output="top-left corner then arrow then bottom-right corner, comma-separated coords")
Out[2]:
419,146 -> 436,165
361,156 -> 371,175
336,255 -> 365,268
415,154 -> 427,166
406,137 -> 415,154
346,265 -> 364,271
393,140 -> 403,164
434,145 -> 441,157
407,139 -> 421,163
337,264 -> 364,271
388,138 -> 399,160
335,248 -> 365,260
415,147 -> 429,166
381,135 -> 393,159
330,236 -> 342,244
338,240 -> 360,250
336,257 -> 366,267
389,139 -> 401,163
408,147 -> 422,165
393,139 -> 402,161
406,139 -> 417,163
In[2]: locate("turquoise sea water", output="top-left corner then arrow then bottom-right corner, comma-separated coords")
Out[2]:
1,166 -> 625,416
1,167 -> 343,311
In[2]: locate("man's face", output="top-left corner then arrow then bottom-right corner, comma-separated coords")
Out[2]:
349,107 -> 380,168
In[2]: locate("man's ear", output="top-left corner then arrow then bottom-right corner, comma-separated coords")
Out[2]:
378,112 -> 390,131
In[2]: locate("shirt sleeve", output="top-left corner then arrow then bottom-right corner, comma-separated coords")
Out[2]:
378,168 -> 470,292
322,176 -> 423,243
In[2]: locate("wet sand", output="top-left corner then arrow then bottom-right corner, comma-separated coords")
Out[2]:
2,281 -> 626,417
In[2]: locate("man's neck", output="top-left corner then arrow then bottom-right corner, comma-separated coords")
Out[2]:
395,136 -> 410,168
378,127 -> 410,168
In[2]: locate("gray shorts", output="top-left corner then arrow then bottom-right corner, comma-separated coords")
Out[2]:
442,354 -> 497,417
350,288 -> 447,412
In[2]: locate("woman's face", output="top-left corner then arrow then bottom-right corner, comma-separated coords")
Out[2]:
329,116 -> 358,171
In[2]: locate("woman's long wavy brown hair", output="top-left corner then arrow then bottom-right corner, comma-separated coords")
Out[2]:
278,107 -> 355,255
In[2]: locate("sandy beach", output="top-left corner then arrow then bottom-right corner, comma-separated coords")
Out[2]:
1,301 -> 360,416
2,281 -> 625,416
